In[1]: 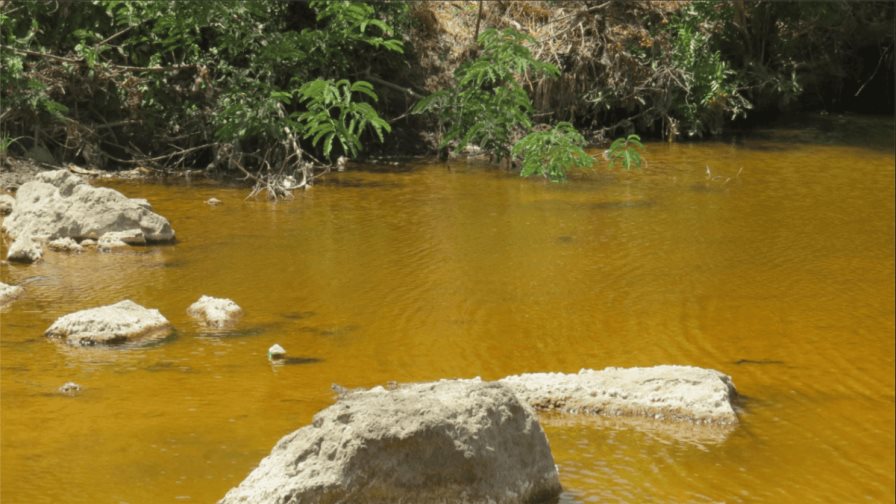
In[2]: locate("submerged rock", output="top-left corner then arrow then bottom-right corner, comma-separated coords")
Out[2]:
59,382 -> 82,395
220,380 -> 561,504
45,299 -> 173,346
48,237 -> 84,253
500,365 -> 739,425
0,282 -> 24,307
206,197 -> 222,206
1,170 -> 174,247
6,233 -> 43,263
187,295 -> 242,327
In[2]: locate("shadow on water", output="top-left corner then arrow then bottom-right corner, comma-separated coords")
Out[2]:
733,358 -> 788,366
195,323 -> 279,339
270,356 -> 322,366
555,235 -> 575,244
589,199 -> 656,210
144,360 -> 195,373
281,310 -> 316,320
297,325 -> 359,337
316,178 -> 401,189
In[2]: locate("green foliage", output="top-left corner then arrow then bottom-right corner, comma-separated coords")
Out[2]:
606,134 -> 645,171
512,123 -> 592,182
667,4 -> 751,137
0,0 -> 403,170
293,79 -> 391,159
413,28 -> 559,162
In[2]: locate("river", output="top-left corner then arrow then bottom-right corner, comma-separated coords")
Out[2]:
1,115 -> 894,502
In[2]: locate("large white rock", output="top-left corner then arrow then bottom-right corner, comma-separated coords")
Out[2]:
45,299 -> 173,346
500,365 -> 739,425
1,170 -> 174,243
0,282 -> 24,307
220,380 -> 561,504
6,233 -> 43,263
187,295 -> 242,327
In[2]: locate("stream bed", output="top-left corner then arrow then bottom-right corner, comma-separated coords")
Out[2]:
2,115 -> 894,502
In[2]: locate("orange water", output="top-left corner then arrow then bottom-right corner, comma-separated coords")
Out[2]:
2,116 -> 894,503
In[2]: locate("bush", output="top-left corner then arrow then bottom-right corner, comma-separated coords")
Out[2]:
512,123 -> 592,182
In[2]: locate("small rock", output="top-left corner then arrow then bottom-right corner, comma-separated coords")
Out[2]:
59,382 -> 81,395
0,193 -> 15,215
45,299 -> 173,346
187,295 -> 242,327
268,344 -> 286,360
48,237 -> 84,253
98,229 -> 145,251
205,197 -> 222,206
0,282 -> 24,307
7,234 -> 43,263
80,239 -> 97,247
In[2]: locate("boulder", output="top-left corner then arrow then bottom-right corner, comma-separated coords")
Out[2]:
0,282 -> 24,307
0,193 -> 14,215
220,380 -> 561,504
499,365 -> 739,425
6,233 -> 43,263
48,237 -> 84,253
1,170 -> 174,244
45,299 -> 173,346
187,295 -> 242,327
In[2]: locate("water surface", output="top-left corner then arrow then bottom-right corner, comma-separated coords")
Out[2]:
2,115 -> 894,502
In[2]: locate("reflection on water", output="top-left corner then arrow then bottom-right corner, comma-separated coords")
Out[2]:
1,115 -> 894,503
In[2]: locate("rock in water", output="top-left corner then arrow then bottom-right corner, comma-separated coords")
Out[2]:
219,380 -> 562,504
1,170 -> 174,244
187,295 -> 242,328
0,282 -> 24,307
59,382 -> 81,395
6,233 -> 43,263
267,344 -> 286,360
500,365 -> 739,425
45,300 -> 173,346
48,237 -> 84,253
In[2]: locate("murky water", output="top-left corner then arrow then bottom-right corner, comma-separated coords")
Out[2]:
2,116 -> 894,503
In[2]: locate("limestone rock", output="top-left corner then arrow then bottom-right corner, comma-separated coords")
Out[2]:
59,382 -> 81,395
7,233 -> 43,263
1,169 -> 174,244
48,237 -> 84,253
267,344 -> 286,360
187,295 -> 242,327
0,193 -> 15,215
500,365 -> 739,425
45,299 -> 173,346
0,282 -> 24,307
98,229 -> 145,252
220,380 -> 561,504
